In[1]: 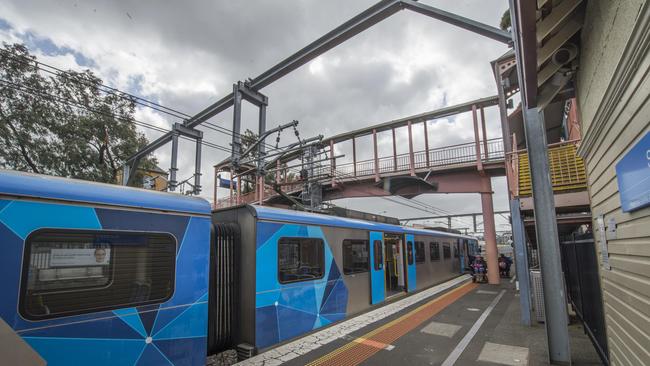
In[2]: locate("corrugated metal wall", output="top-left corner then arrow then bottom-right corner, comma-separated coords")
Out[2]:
577,1 -> 650,365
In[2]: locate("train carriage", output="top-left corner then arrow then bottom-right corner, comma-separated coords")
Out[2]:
0,170 -> 212,366
0,170 -> 479,364
212,205 -> 476,352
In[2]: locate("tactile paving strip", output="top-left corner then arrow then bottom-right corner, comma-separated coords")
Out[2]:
306,282 -> 478,366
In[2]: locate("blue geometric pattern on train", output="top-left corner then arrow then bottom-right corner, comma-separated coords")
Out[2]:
255,222 -> 349,348
0,199 -> 210,366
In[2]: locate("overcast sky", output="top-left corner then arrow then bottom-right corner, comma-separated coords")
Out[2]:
0,0 -> 513,233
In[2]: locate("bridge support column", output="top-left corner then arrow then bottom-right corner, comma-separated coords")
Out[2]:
511,198 -> 532,326
523,107 -> 570,363
481,175 -> 499,285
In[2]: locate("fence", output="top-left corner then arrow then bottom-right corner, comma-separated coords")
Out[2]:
214,138 -> 506,209
560,236 -> 609,365
335,138 -> 504,179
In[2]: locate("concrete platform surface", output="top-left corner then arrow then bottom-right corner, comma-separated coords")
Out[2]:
236,276 -> 603,366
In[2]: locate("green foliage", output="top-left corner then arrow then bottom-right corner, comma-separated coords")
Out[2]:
239,128 -> 296,193
0,43 -> 157,183
500,9 -> 511,31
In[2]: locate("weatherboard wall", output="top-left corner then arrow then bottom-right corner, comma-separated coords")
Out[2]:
577,1 -> 650,364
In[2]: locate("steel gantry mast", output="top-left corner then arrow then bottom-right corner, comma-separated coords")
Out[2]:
121,0 -> 510,193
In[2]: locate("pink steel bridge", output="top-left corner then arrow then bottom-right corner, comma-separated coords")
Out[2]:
213,95 -> 505,209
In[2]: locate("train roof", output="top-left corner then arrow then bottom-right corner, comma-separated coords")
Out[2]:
249,205 -> 475,240
0,169 -> 211,215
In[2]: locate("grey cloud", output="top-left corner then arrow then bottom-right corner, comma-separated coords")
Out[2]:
0,0 -> 512,224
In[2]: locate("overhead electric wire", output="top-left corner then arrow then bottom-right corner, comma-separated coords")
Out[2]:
323,166 -> 475,228
392,196 -> 476,228
321,167 -> 454,218
0,49 -> 291,153
0,49 -> 191,120
0,79 -> 232,153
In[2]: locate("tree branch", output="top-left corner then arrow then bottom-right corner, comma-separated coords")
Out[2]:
5,120 -> 40,173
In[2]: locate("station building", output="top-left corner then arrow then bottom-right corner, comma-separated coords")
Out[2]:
506,1 -> 649,364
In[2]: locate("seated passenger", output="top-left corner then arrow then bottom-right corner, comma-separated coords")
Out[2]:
472,256 -> 486,274
498,254 -> 512,277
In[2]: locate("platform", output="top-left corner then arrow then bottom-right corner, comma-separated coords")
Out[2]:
235,276 -> 602,366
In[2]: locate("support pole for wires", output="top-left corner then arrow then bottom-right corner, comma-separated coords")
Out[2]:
170,131 -> 179,191
231,84 -> 243,170
194,136 -> 203,195
124,0 -> 512,188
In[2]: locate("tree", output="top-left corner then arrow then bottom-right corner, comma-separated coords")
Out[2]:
0,43 -> 157,184
500,10 -> 511,31
239,128 -> 297,193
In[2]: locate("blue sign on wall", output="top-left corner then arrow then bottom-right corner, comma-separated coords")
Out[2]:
616,131 -> 650,212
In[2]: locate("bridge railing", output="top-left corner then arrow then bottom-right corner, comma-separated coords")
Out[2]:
334,138 -> 504,180
213,138 -> 505,209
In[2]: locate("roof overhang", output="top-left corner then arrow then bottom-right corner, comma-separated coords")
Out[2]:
509,0 -> 586,109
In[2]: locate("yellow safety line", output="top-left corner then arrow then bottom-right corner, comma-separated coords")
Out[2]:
306,281 -> 475,366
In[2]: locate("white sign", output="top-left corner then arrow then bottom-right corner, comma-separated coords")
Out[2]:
596,215 -> 610,270
50,248 -> 111,267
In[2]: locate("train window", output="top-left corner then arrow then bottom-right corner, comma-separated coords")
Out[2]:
415,241 -> 425,263
342,239 -> 369,274
20,229 -> 176,320
430,242 -> 440,261
407,241 -> 414,265
443,243 -> 451,259
373,240 -> 383,271
278,237 -> 324,284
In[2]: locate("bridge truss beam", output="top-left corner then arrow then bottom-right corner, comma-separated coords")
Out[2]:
123,0 -> 510,193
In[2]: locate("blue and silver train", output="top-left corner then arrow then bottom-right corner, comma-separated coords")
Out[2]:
0,170 -> 479,365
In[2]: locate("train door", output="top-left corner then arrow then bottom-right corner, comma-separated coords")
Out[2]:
383,233 -> 405,298
460,239 -> 468,273
458,239 -> 466,274
369,231 -> 385,304
405,234 -> 416,292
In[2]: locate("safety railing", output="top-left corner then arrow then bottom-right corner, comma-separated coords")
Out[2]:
335,138 -> 504,180
508,139 -> 587,197
214,138 -> 506,209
